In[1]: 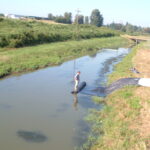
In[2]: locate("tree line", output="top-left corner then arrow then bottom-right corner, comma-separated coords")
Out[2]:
107,22 -> 150,34
48,9 -> 103,27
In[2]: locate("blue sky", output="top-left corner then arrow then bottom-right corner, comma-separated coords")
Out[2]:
1,0 -> 150,27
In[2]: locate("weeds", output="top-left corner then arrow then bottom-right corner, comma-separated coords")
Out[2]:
0,37 -> 131,78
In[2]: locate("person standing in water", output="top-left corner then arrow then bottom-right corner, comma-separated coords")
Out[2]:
74,71 -> 81,92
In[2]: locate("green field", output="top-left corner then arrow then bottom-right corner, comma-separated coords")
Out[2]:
0,18 -> 120,48
0,36 -> 132,78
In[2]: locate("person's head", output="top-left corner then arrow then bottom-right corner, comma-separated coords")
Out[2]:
77,71 -> 81,74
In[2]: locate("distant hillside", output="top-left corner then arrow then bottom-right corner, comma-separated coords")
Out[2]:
27,18 -> 65,25
0,18 -> 120,48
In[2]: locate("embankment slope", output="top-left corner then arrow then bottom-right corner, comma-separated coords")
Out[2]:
90,37 -> 150,150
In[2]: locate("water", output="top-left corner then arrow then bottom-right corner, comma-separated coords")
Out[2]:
0,48 -> 129,150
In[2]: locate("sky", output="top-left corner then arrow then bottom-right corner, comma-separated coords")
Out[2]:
1,0 -> 150,27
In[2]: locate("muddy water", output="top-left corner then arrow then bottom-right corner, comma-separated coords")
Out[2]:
0,48 -> 129,150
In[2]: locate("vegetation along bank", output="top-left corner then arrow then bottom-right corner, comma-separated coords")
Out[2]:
84,38 -> 150,150
0,18 -> 134,78
0,36 -> 132,78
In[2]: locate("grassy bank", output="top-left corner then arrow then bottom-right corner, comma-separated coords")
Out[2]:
83,41 -> 150,150
0,18 -> 119,48
0,36 -> 132,78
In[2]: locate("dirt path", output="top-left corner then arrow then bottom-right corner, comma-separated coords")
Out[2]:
133,40 -> 150,149
122,34 -> 150,42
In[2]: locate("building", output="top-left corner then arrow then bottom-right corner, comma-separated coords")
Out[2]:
4,14 -> 25,19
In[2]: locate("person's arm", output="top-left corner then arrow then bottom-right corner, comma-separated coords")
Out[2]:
74,74 -> 77,81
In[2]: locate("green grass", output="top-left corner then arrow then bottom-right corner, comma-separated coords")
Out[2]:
78,42 -> 148,150
0,18 -> 120,48
92,96 -> 106,104
0,36 -> 132,78
108,44 -> 143,84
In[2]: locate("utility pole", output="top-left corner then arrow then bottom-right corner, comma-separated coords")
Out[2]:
75,8 -> 81,40
72,9 -> 81,81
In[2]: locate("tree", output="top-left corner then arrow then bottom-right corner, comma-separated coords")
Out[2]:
90,9 -> 103,27
0,13 -> 4,17
64,12 -> 72,24
55,15 -> 66,23
48,13 -> 54,20
125,23 -> 135,33
108,22 -> 124,30
143,27 -> 150,33
85,16 -> 89,24
74,15 -> 84,24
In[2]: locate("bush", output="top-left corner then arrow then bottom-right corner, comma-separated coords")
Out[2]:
0,17 -> 4,22
0,36 -> 9,47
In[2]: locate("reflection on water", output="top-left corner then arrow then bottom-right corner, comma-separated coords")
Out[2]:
72,119 -> 90,146
0,103 -> 12,110
17,131 -> 48,143
56,103 -> 70,113
73,94 -> 78,111
0,48 -> 129,150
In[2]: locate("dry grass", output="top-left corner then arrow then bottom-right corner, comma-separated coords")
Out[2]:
35,19 -> 66,25
0,55 -> 10,62
122,34 -> 150,41
132,40 -> 150,149
133,45 -> 150,78
22,18 -> 65,25
89,38 -> 150,150
135,87 -> 150,101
